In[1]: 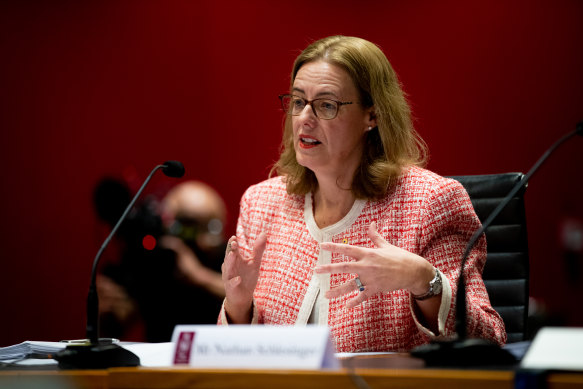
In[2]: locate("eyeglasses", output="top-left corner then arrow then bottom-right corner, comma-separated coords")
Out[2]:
279,94 -> 353,120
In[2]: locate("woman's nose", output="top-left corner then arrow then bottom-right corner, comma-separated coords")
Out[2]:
298,102 -> 317,120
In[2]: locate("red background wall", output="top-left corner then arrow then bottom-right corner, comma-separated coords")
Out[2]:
1,0 -> 582,346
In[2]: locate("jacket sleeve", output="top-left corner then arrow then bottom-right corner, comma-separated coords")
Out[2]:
417,178 -> 507,346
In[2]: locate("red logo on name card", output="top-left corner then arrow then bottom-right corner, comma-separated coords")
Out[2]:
174,331 -> 195,364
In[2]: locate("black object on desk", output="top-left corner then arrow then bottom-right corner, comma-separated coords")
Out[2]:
55,161 -> 184,369
412,122 -> 582,367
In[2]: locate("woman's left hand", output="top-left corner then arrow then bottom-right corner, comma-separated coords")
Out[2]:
314,221 -> 434,308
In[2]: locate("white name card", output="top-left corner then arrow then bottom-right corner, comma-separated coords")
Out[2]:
170,325 -> 339,370
521,327 -> 583,371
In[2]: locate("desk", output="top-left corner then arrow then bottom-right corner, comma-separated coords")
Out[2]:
0,369 -> 108,389
2,357 -> 583,389
106,367 -> 583,389
2,368 -> 582,389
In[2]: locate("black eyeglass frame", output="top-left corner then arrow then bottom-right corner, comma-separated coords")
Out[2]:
278,94 -> 353,120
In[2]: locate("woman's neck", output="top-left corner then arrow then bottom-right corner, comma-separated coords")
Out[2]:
312,174 -> 356,229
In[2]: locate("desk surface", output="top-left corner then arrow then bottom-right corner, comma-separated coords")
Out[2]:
0,369 -> 108,389
2,367 -> 583,389
110,367 -> 516,389
2,354 -> 583,389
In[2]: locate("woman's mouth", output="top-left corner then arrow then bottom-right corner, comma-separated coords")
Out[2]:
299,136 -> 321,149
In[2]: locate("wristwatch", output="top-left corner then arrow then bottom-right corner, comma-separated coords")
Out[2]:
412,267 -> 442,301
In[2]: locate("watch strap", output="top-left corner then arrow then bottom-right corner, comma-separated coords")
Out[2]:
412,268 -> 442,301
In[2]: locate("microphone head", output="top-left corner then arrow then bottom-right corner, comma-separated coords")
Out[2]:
162,160 -> 185,178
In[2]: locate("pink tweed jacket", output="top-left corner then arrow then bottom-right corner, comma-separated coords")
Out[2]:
220,166 -> 506,352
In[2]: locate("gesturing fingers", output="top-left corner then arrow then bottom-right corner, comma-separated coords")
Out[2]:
222,236 -> 245,282
346,290 -> 369,309
325,277 -> 371,309
314,261 -> 362,275
319,222 -> 389,259
319,241 -> 367,260
325,278 -> 361,299
222,233 -> 267,292
222,249 -> 238,281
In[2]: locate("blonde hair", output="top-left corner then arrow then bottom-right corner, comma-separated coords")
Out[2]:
271,35 -> 427,199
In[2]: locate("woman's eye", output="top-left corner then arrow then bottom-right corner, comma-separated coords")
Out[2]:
319,101 -> 336,111
292,98 -> 305,108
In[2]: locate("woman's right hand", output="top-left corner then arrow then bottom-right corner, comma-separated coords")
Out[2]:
221,232 -> 267,323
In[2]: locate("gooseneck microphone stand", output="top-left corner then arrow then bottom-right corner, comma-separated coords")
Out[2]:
411,122 -> 582,367
55,161 -> 185,369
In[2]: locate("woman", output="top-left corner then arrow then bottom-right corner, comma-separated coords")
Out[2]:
220,35 -> 506,352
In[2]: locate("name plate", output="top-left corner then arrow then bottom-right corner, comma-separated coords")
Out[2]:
170,325 -> 339,369
521,327 -> 583,371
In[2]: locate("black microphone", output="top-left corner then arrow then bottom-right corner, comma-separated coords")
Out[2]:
163,160 -> 186,178
55,160 -> 185,369
412,122 -> 582,367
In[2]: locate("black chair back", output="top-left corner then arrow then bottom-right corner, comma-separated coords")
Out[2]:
449,173 -> 529,343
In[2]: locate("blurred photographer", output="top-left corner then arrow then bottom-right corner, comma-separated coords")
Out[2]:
95,180 -> 227,342
159,181 -> 226,299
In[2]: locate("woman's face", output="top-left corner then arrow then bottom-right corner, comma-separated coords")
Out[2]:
291,60 -> 375,181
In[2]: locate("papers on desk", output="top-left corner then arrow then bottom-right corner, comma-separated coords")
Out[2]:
0,341 -> 66,361
521,327 -> 583,371
0,341 -> 174,367
122,342 -> 174,367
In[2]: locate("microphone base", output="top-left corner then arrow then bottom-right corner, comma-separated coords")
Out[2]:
410,338 -> 517,367
55,343 -> 140,370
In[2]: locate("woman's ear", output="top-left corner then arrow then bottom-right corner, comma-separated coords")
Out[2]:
366,107 -> 377,131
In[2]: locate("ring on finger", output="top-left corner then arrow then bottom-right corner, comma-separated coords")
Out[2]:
354,277 -> 365,292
